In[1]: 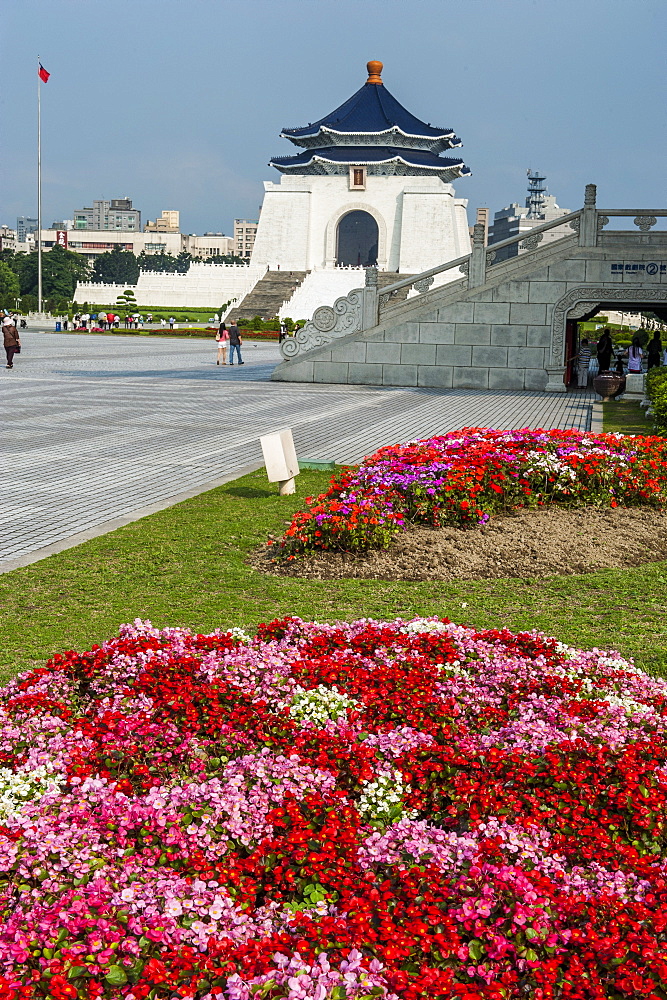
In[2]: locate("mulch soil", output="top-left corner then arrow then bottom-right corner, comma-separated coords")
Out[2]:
250,507 -> 667,581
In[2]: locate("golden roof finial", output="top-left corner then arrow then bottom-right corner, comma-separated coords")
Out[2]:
366,60 -> 383,85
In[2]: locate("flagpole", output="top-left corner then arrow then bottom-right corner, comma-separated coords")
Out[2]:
37,56 -> 43,315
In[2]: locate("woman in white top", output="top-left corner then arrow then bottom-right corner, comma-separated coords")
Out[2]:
216,323 -> 230,365
626,337 -> 643,373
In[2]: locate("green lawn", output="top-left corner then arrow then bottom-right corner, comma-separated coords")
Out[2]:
2,468 -> 666,687
602,399 -> 653,435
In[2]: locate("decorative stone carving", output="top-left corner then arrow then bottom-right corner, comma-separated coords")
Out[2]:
568,301 -> 597,321
485,249 -> 497,266
459,260 -> 470,275
634,216 -> 658,232
568,217 -> 581,234
597,215 -> 609,231
520,232 -> 544,252
550,285 -> 667,367
584,184 -> 597,206
413,275 -> 435,294
365,266 -> 378,288
280,288 -> 364,359
472,222 -> 486,249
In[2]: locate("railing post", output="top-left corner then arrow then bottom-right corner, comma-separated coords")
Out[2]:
467,223 -> 487,288
362,266 -> 379,330
579,183 -> 598,247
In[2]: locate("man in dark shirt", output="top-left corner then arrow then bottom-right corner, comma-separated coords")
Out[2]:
228,323 -> 244,365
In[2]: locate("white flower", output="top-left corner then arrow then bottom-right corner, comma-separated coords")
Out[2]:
289,685 -> 360,727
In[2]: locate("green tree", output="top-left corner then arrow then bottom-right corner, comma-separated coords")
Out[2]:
138,252 -> 178,273
93,247 -> 140,285
0,261 -> 20,302
15,245 -> 91,299
116,289 -> 138,310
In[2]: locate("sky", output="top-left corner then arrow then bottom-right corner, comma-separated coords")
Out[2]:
2,0 -> 665,236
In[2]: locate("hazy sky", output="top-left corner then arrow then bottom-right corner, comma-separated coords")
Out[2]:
2,0 -> 665,235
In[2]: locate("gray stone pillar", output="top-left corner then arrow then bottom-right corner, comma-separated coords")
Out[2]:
467,223 -> 487,289
361,266 -> 379,331
579,183 -> 598,247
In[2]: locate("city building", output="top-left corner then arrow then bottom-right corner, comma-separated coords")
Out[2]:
234,219 -> 259,258
16,217 -> 38,242
249,60 -> 471,273
41,228 -> 181,262
73,198 -> 141,232
488,170 -> 570,261
187,234 -> 235,258
144,210 -> 180,233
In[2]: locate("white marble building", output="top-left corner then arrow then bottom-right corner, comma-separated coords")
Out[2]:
251,61 -> 472,276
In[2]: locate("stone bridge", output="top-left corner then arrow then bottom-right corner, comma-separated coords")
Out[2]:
272,185 -> 667,391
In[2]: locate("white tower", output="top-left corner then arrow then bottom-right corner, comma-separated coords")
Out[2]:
250,61 -> 472,274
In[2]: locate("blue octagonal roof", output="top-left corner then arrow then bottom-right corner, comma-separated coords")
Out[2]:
282,68 -> 460,148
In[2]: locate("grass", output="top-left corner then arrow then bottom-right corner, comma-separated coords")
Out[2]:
1,468 -> 667,687
602,399 -> 653,435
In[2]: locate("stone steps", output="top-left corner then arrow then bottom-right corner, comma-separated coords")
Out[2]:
227,271 -> 308,322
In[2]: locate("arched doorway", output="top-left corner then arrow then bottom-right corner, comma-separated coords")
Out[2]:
336,211 -> 378,267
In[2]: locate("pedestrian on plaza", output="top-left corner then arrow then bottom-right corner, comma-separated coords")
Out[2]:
568,338 -> 591,388
169,316 -> 175,330
596,329 -> 613,372
160,318 -> 166,328
216,322 -> 230,364
114,315 -> 120,329
228,322 -> 244,365
3,315 -> 21,369
626,336 -> 643,374
279,320 -> 287,343
647,333 -> 663,369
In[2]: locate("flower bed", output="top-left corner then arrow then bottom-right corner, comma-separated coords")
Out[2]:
3,617 -> 667,997
274,428 -> 667,559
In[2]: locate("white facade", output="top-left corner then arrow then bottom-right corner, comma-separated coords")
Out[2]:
74,263 -> 266,309
251,174 -> 470,273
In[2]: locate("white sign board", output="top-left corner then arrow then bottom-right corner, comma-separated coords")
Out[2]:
260,428 -> 299,483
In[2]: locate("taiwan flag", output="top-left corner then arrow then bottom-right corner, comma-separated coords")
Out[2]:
38,63 -> 50,83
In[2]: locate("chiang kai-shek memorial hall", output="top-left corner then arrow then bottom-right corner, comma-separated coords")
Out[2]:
250,61 -> 473,275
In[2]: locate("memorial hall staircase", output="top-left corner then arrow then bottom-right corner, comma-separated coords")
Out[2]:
227,271 -> 307,322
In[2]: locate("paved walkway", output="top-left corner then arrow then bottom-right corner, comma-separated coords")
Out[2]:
1,332 -> 594,570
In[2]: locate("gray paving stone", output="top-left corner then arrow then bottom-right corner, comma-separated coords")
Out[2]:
0,331 -> 593,566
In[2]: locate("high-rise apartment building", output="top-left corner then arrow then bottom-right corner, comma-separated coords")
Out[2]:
17,217 -> 38,241
73,198 -> 141,231
234,219 -> 259,258
144,210 -> 180,233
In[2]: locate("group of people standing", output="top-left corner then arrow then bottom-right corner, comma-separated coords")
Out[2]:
215,322 -> 244,366
573,328 -> 665,388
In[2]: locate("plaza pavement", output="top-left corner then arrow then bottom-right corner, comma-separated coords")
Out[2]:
1,331 -> 594,571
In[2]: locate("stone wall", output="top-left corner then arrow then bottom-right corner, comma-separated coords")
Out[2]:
273,231 -> 667,390
75,263 -> 266,309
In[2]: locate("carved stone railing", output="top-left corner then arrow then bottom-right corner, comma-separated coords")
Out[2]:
280,185 -> 667,362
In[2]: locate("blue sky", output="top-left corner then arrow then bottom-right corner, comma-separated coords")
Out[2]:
2,0 -> 665,235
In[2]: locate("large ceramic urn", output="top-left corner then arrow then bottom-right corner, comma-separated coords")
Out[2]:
593,370 -> 626,401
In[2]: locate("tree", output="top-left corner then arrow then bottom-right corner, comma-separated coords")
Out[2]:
15,245 -> 91,299
93,247 -> 140,285
0,261 -> 20,303
116,289 -> 138,310
137,251 -> 192,273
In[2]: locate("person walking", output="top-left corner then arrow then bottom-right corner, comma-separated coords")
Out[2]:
568,338 -> 592,388
596,329 -> 613,372
228,322 -> 244,365
647,333 -> 663,370
216,322 -> 230,364
3,315 -> 21,369
169,316 -> 175,330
